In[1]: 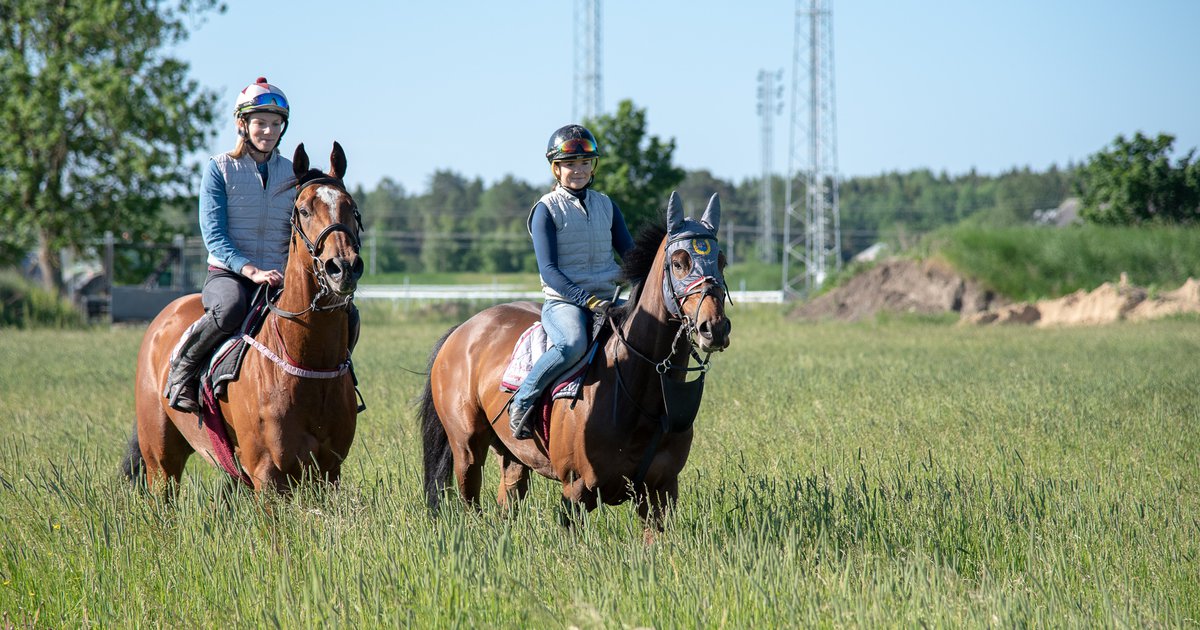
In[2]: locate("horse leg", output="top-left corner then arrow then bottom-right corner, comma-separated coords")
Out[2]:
134,404 -> 193,495
491,443 -> 529,512
558,476 -> 598,528
637,477 -> 679,544
450,432 -> 491,509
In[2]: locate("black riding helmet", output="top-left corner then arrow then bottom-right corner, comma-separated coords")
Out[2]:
545,124 -> 602,163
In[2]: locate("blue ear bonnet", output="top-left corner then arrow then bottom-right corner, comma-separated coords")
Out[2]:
661,192 -> 726,318
666,222 -> 722,290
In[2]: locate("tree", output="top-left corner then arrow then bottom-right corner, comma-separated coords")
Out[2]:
1077,132 -> 1200,225
0,0 -> 223,294
586,100 -> 685,235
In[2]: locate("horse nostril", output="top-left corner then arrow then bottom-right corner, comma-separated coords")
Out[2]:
699,320 -> 713,339
324,258 -> 343,278
350,257 -> 364,280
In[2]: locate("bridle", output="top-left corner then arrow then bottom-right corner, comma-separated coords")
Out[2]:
268,175 -> 364,320
607,232 -> 729,485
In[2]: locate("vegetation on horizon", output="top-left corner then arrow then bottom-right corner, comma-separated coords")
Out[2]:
930,224 -> 1200,301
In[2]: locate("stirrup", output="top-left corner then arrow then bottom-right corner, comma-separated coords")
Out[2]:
509,402 -> 536,440
166,381 -> 200,414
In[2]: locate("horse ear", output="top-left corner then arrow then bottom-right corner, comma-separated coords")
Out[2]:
292,143 -> 309,178
666,191 -> 685,235
701,193 -> 721,233
329,141 -> 347,180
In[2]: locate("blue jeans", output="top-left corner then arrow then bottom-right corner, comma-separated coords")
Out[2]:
511,299 -> 591,413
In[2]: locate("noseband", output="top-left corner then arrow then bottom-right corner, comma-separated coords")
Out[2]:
269,176 -> 363,319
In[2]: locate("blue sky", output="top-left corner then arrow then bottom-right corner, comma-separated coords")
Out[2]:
176,1 -> 1200,193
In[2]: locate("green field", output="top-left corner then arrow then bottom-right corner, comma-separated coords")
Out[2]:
1,307 -> 1198,627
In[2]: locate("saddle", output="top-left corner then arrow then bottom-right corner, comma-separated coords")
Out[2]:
499,314 -> 612,436
204,289 -> 272,398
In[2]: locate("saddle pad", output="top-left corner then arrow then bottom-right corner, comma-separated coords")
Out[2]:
500,322 -> 595,401
205,335 -> 250,398
201,288 -> 272,398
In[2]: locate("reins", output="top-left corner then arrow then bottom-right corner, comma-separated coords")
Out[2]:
605,234 -> 724,487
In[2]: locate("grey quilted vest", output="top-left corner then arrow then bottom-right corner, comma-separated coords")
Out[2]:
528,186 -> 622,301
207,151 -> 296,273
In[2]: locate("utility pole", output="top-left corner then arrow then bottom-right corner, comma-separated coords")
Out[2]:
573,0 -> 602,121
757,69 -> 784,263
783,0 -> 840,297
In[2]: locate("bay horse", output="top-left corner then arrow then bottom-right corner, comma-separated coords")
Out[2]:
123,142 -> 364,493
420,192 -> 732,536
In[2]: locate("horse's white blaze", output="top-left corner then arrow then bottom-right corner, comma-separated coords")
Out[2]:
316,185 -> 343,209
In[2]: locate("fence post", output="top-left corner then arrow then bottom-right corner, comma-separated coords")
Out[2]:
172,234 -> 186,290
104,231 -> 115,323
369,230 -> 377,276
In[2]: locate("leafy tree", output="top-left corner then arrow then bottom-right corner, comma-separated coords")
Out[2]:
359,178 -> 418,273
586,100 -> 685,234
0,0 -> 222,294
1077,132 -> 1200,225
415,170 -> 482,272
474,175 -> 539,273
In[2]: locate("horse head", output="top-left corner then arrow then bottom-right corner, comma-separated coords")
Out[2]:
662,191 -> 731,352
291,142 -> 364,296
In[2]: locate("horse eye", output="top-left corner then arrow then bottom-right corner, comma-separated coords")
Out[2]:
297,205 -> 310,217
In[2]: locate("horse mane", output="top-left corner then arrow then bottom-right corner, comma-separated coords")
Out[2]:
612,223 -> 667,320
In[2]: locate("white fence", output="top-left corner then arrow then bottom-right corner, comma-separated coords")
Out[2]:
356,284 -> 784,304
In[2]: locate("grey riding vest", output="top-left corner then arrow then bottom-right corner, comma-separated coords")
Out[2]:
528,186 -> 622,301
207,151 -> 296,273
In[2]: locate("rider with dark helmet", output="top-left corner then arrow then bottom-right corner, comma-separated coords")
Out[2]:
163,77 -> 297,413
508,124 -> 635,440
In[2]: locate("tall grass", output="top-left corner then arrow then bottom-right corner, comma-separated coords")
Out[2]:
931,224 -> 1200,300
1,308 -> 1197,626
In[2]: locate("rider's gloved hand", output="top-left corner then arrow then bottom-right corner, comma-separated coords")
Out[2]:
586,296 -> 611,315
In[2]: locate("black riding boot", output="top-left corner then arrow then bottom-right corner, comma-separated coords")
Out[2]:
163,313 -> 227,413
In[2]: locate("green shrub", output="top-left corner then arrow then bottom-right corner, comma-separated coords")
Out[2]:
930,224 -> 1200,301
0,270 -> 84,329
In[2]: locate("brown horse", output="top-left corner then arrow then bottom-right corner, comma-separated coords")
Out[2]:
123,142 -> 364,493
420,192 -> 732,535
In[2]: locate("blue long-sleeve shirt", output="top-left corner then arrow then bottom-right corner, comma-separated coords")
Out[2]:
529,193 -> 634,307
198,158 -> 270,274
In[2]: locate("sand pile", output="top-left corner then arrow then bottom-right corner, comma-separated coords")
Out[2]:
790,259 -> 1008,322
967,276 -> 1200,327
790,258 -> 1200,327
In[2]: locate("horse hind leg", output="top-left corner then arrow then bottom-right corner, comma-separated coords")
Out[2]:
491,443 -> 529,512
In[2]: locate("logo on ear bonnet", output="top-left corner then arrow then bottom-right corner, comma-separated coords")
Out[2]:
692,239 -> 712,255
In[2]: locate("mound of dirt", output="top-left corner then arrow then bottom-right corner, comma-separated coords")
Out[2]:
790,259 -> 1009,322
966,276 -> 1200,327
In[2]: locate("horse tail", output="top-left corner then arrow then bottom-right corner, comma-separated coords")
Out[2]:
420,325 -> 458,514
121,425 -> 144,483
